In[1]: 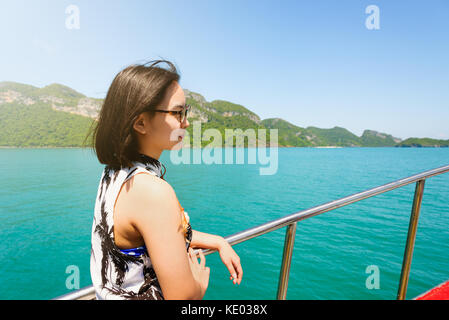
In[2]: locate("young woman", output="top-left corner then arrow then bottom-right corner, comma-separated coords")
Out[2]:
88,60 -> 242,300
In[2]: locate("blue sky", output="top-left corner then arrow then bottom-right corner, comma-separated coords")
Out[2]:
1,0 -> 448,139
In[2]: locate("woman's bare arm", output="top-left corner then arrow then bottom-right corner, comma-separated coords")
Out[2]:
190,230 -> 224,250
125,173 -> 206,299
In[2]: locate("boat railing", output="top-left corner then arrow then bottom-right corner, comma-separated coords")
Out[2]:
54,164 -> 449,300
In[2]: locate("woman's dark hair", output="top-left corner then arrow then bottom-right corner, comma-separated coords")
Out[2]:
84,59 -> 180,170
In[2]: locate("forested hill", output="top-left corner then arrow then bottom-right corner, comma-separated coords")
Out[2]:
0,82 -> 97,147
395,138 -> 449,147
1,81 -> 446,148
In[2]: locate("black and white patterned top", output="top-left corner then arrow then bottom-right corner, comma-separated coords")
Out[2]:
90,154 -> 192,300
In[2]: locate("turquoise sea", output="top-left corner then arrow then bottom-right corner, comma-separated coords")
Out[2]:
0,147 -> 448,300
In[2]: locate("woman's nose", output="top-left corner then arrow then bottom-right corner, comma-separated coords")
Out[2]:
182,118 -> 190,128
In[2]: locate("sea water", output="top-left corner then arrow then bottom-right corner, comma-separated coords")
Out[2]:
0,147 -> 448,300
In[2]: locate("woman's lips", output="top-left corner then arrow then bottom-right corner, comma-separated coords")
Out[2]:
174,129 -> 185,141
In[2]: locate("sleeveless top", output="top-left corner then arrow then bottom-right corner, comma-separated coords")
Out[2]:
90,154 -> 192,300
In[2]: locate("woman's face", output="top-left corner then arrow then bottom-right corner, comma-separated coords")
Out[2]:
133,81 -> 190,156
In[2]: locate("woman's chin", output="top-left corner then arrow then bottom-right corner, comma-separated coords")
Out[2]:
169,138 -> 185,150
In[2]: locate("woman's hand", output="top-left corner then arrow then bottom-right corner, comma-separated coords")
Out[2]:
188,248 -> 210,298
217,239 -> 243,285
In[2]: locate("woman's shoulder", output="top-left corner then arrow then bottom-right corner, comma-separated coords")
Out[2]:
128,170 -> 170,191
123,171 -> 178,209
122,173 -> 182,230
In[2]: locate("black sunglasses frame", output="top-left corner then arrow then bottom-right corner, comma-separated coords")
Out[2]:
150,104 -> 190,123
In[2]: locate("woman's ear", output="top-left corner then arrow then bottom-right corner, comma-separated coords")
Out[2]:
133,113 -> 148,135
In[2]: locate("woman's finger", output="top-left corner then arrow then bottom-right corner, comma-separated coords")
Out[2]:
187,248 -> 193,262
226,262 -> 237,284
198,249 -> 206,268
234,260 -> 243,284
189,248 -> 198,264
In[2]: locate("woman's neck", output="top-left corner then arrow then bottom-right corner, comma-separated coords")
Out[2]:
138,147 -> 162,160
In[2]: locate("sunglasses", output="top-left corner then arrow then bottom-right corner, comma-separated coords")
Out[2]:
151,104 -> 191,123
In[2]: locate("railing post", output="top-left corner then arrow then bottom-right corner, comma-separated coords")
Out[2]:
276,222 -> 297,300
397,179 -> 426,300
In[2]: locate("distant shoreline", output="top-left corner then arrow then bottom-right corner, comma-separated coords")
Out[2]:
313,146 -> 343,149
